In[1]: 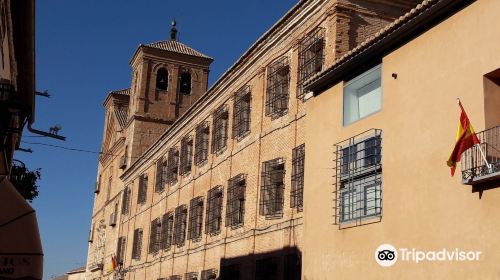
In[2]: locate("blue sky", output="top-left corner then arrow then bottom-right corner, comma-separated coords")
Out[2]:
15,0 -> 298,278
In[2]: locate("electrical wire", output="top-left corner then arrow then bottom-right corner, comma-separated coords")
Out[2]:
20,140 -> 142,158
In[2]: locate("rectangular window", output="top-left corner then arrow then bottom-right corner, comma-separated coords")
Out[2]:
132,228 -> 143,260
107,175 -> 112,201
121,186 -> 131,215
260,158 -> 285,218
232,86 -> 251,140
297,27 -> 325,100
206,186 -> 223,235
185,272 -> 198,280
226,174 -> 246,228
169,276 -> 182,280
180,136 -> 193,176
266,57 -> 290,117
212,105 -> 229,154
155,158 -> 165,193
201,269 -> 217,280
137,175 -> 148,205
291,144 -> 305,211
194,121 -> 210,166
166,147 -> 179,185
173,205 -> 187,247
116,236 -> 126,264
160,211 -> 174,250
148,218 -> 161,254
334,129 -> 382,227
188,196 -> 204,241
343,65 -> 382,125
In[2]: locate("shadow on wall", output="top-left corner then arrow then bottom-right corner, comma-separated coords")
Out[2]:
218,246 -> 301,280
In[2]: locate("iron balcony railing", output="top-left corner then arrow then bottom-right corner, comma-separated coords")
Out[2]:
461,125 -> 500,184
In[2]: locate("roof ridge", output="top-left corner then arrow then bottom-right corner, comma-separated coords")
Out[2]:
145,40 -> 213,60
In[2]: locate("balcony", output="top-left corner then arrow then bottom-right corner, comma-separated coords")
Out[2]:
461,125 -> 500,185
88,262 -> 103,272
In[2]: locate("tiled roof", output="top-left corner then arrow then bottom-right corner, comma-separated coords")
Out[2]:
115,108 -> 129,129
305,0 -> 437,88
109,88 -> 131,96
144,40 -> 213,60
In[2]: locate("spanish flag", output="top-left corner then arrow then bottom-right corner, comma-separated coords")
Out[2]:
447,100 -> 480,176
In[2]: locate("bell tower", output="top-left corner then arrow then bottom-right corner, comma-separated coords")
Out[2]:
127,21 -> 213,161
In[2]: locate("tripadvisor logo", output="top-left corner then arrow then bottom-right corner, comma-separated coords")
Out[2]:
375,244 -> 482,267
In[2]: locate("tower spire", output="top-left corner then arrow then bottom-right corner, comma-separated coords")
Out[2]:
170,19 -> 178,41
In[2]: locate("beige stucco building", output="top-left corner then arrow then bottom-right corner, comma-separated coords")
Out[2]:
85,0 -> 500,279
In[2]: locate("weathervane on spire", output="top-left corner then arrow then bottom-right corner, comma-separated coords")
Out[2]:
170,19 -> 178,41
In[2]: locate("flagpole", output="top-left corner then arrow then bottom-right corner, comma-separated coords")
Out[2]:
457,98 -> 492,171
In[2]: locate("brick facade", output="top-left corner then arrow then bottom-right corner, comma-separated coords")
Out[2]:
86,1 -> 419,279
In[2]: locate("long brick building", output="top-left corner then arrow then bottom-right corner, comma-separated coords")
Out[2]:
85,1 -> 422,279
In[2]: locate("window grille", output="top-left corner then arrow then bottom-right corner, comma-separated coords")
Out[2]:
206,186 -> 223,235
291,144 -> 305,211
148,218 -> 161,254
333,129 -> 382,228
166,147 -> 179,185
131,228 -> 143,260
121,186 -> 131,215
137,175 -> 148,204
226,174 -> 246,228
232,86 -> 251,140
212,105 -> 229,154
188,196 -> 204,241
185,272 -> 198,280
173,205 -> 187,247
116,236 -> 126,264
266,57 -> 290,117
155,158 -> 165,192
160,211 -> 174,250
297,27 -> 325,100
201,269 -> 217,280
194,122 -> 210,166
180,136 -> 193,176
260,158 -> 285,218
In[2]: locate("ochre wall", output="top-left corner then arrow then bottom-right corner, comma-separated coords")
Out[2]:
303,0 -> 500,279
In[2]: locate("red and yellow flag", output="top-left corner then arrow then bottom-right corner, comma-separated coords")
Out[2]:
447,100 -> 480,176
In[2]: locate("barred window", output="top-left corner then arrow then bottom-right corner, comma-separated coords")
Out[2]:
194,122 -> 210,166
206,186 -> 223,235
291,144 -> 305,211
334,129 -> 382,228
188,196 -> 204,241
201,269 -> 217,280
212,105 -> 229,154
160,211 -> 174,250
260,158 -> 285,218
185,272 -> 198,280
116,236 -> 126,264
148,218 -> 161,254
232,86 -> 251,140
266,57 -> 290,117
226,174 -> 246,228
131,228 -> 143,260
173,205 -> 188,247
155,158 -> 165,193
180,136 -> 193,176
137,174 -> 148,204
121,186 -> 131,215
166,147 -> 179,185
297,27 -> 325,100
